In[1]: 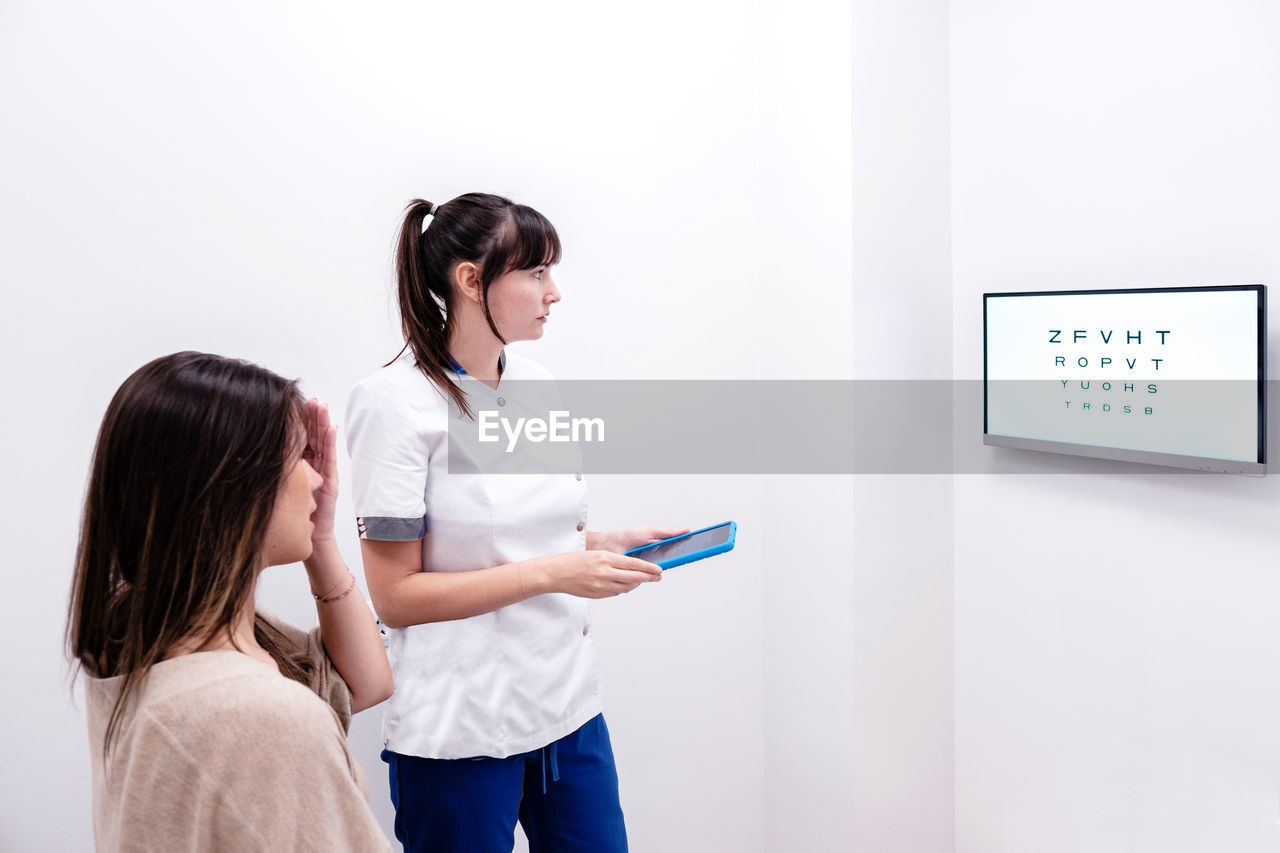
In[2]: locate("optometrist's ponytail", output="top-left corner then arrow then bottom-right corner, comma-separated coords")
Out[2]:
393,193 -> 562,417
394,199 -> 458,412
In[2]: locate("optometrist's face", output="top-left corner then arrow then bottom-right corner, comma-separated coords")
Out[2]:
486,265 -> 561,342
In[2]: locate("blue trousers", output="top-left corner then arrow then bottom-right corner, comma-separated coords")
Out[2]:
383,714 -> 628,853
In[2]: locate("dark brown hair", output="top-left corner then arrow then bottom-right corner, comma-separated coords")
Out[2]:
394,193 -> 562,416
67,351 -> 316,756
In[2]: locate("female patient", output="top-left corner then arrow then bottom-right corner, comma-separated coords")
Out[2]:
67,351 -> 393,852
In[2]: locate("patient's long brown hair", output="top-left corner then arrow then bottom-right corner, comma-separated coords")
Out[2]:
67,351 -> 315,756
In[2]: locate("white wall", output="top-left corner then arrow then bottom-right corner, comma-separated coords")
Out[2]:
952,2 -> 1280,851
848,2 -> 956,852
0,2 -> 888,851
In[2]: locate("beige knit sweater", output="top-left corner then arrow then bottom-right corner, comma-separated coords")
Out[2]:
85,614 -> 392,852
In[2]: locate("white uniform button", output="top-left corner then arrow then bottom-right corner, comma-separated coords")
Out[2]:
582,625 -> 590,636
576,522 -> 585,532
496,397 -> 506,406
575,472 -> 583,481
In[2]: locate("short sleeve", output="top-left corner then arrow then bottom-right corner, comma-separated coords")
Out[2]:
346,375 -> 431,541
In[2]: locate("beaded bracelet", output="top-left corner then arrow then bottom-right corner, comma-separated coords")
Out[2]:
313,572 -> 357,604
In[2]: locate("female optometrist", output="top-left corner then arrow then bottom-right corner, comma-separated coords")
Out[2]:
346,193 -> 686,853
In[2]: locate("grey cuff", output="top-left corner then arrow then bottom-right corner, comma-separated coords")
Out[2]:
356,516 -> 427,541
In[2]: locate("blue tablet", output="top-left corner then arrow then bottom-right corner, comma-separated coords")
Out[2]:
624,521 -> 737,570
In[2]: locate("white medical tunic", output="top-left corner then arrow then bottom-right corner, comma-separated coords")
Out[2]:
346,351 -> 601,760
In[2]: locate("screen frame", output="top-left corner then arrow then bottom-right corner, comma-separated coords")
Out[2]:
982,284 -> 1267,475
624,521 -> 737,569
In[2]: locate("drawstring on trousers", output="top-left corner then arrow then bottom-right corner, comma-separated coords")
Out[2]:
539,741 -> 560,794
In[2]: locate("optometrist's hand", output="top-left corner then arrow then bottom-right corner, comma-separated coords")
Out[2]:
587,526 -> 691,555
302,398 -> 340,546
541,550 -> 664,599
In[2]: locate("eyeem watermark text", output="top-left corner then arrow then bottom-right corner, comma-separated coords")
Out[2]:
477,410 -> 605,452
